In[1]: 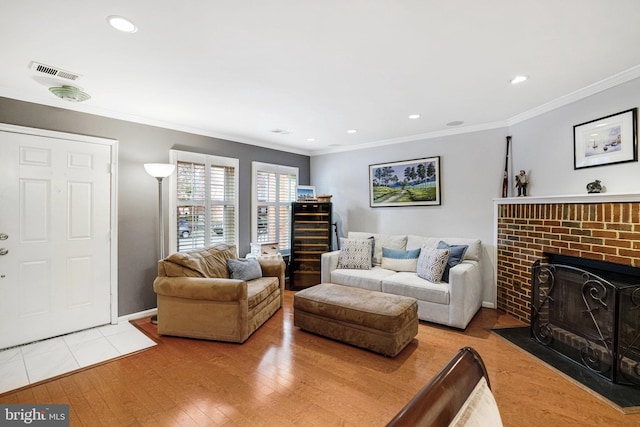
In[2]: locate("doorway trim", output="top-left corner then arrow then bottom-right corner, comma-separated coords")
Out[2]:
0,123 -> 119,323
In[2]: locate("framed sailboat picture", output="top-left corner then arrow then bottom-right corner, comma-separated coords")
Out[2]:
573,108 -> 637,169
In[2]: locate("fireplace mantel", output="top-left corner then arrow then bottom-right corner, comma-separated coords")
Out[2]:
494,192 -> 640,205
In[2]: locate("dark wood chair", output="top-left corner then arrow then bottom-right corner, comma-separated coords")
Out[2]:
387,347 -> 502,427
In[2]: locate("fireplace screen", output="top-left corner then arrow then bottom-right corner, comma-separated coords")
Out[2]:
531,257 -> 640,386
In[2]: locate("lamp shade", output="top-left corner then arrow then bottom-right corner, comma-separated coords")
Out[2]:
144,163 -> 175,178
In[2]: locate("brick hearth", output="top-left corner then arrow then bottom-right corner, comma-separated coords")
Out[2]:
495,196 -> 640,322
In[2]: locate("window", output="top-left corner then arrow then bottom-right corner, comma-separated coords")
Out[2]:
170,150 -> 238,252
252,162 -> 298,255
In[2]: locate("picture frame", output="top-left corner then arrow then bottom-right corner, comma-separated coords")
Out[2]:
573,108 -> 637,169
296,185 -> 316,201
369,156 -> 441,207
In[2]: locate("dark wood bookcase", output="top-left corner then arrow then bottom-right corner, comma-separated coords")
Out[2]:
289,202 -> 332,290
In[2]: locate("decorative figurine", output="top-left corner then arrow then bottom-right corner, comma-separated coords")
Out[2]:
515,170 -> 528,196
586,179 -> 603,193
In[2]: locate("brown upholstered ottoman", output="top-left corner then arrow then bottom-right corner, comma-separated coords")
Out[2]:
293,283 -> 418,357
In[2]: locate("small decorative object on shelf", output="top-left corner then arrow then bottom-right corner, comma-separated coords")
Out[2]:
250,242 -> 279,256
317,194 -> 332,203
297,185 -> 316,201
515,170 -> 528,196
586,179 -> 603,193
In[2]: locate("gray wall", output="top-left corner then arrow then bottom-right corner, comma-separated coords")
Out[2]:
0,97 -> 310,316
509,77 -> 640,195
311,128 -> 507,306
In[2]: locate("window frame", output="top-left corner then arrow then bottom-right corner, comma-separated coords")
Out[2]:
169,149 -> 239,253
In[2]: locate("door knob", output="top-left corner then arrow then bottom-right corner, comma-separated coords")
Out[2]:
0,248 -> 8,256
0,233 -> 7,240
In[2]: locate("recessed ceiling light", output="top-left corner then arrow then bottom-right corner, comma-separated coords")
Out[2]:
510,75 -> 528,84
270,128 -> 291,134
347,129 -> 358,134
446,120 -> 464,127
107,15 -> 138,33
307,138 -> 315,142
408,114 -> 421,120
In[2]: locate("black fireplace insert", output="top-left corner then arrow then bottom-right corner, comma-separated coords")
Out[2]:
531,254 -> 640,386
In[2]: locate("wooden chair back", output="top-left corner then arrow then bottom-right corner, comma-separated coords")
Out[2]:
387,347 -> 496,427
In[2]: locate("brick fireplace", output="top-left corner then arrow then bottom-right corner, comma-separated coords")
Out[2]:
495,195 -> 640,322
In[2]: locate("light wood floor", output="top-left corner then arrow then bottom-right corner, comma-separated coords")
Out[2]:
2,290 -> 639,426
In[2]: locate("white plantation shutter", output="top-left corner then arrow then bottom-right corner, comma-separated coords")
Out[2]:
209,164 -> 236,246
176,161 -> 206,251
278,171 -> 296,250
252,162 -> 298,255
256,169 -> 276,242
170,150 -> 238,252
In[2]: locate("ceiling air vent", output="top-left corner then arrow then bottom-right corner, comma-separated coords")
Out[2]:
29,61 -> 80,81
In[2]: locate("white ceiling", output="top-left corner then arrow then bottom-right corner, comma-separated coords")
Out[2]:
2,1 -> 640,155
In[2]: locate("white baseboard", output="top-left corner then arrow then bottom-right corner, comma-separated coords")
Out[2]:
116,308 -> 157,324
482,301 -> 496,309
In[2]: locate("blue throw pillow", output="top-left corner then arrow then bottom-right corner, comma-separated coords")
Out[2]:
436,241 -> 468,282
381,247 -> 421,272
227,258 -> 262,281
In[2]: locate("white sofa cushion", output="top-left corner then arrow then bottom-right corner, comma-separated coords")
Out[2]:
382,272 -> 450,305
407,235 -> 481,262
348,232 -> 407,266
330,266 -> 396,291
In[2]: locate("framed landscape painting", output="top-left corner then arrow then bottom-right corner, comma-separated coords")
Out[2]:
573,108 -> 637,169
369,156 -> 441,207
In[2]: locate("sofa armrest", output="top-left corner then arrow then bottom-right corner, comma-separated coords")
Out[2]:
153,276 -> 247,302
258,257 -> 286,286
447,260 -> 482,329
258,257 -> 286,306
321,250 -> 341,283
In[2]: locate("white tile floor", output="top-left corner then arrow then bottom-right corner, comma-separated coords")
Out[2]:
0,321 -> 156,394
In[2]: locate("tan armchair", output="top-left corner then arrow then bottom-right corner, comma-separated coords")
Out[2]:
152,243 -> 285,343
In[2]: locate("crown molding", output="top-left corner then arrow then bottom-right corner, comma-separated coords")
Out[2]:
507,64 -> 640,126
310,120 -> 509,156
4,64 -> 640,159
0,89 -> 312,156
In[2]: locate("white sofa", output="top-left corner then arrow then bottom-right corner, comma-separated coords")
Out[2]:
321,232 -> 483,329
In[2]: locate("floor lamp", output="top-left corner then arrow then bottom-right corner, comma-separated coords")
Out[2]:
144,163 -> 176,325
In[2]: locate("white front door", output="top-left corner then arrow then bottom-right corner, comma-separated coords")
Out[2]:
0,126 -> 115,349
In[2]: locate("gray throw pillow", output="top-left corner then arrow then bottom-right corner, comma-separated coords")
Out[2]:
416,248 -> 450,283
337,238 -> 373,269
227,258 -> 262,281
